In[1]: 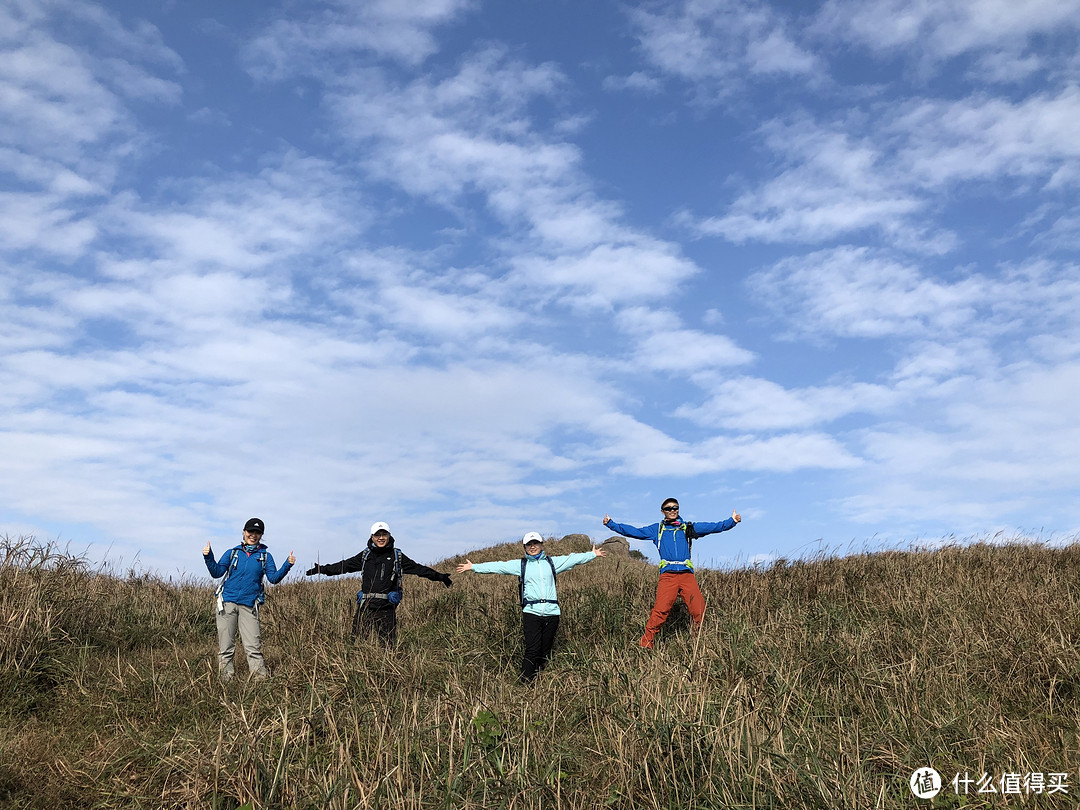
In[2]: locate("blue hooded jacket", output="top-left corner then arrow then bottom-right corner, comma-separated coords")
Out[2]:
605,517 -> 736,573
204,543 -> 292,607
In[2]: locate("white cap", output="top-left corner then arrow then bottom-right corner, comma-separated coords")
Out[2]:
521,531 -> 544,546
369,521 -> 391,536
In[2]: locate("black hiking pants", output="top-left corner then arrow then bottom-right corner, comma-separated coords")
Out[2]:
352,604 -> 397,645
521,613 -> 560,682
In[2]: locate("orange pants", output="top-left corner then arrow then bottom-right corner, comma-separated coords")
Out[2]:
640,571 -> 705,647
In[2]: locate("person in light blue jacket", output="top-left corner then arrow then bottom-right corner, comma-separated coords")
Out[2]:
456,532 -> 606,682
203,517 -> 295,680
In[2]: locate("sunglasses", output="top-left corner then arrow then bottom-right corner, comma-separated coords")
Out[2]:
662,505 -> 679,512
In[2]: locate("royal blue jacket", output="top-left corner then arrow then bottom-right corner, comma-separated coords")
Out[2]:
605,518 -> 736,573
204,543 -> 292,607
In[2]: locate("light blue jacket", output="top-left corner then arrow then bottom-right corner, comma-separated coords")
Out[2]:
471,551 -> 596,616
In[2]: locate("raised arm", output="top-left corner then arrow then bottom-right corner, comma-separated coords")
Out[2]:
203,545 -> 228,578
264,552 -> 295,584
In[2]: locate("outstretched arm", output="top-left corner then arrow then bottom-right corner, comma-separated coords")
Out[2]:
401,553 -> 452,587
602,515 -> 656,541
551,546 -> 607,573
691,509 -> 742,536
456,559 -> 520,576
306,551 -> 365,577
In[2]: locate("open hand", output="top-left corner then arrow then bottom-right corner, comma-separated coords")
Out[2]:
593,546 -> 607,557
455,559 -> 472,574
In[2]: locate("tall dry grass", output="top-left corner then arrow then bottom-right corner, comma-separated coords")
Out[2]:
2,533 -> 1079,809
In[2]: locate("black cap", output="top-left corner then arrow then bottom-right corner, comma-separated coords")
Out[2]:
244,517 -> 265,534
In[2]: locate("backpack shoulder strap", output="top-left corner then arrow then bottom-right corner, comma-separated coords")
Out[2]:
216,548 -> 240,596
520,556 -> 559,607
519,557 -> 528,606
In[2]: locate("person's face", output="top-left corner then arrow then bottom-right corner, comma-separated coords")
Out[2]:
661,502 -> 680,521
524,540 -> 543,555
243,530 -> 263,544
372,531 -> 391,547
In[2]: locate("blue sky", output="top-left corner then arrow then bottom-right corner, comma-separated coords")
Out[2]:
3,0 -> 1079,577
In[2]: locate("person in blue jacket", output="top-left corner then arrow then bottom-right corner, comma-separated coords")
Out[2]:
603,498 -> 740,649
203,517 -> 295,680
456,532 -> 606,682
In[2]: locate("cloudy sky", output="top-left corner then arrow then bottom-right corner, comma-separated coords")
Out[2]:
3,0 -> 1079,577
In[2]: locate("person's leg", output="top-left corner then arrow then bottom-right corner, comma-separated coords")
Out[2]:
680,573 -> 707,628
536,615 -> 561,673
351,602 -> 367,639
640,573 -> 681,648
521,612 -> 544,682
237,604 -> 268,678
373,607 -> 397,646
216,602 -> 239,679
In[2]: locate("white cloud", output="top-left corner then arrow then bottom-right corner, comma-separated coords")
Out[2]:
630,0 -> 821,96
601,71 -> 663,95
511,242 -> 700,308
817,0 -> 1080,79
748,247 -> 988,339
892,87 -> 1080,188
324,49 -> 706,307
689,86 -> 1080,249
749,249 -> 1080,347
842,361 -> 1080,527
243,0 -> 477,78
678,376 -> 895,431
614,306 -> 755,374
0,191 -> 98,256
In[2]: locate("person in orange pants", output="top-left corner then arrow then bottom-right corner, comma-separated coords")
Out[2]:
603,498 -> 740,648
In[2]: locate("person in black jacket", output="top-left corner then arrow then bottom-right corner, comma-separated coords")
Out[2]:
305,521 -> 452,644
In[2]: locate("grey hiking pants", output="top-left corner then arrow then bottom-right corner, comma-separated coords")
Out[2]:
217,602 -> 268,678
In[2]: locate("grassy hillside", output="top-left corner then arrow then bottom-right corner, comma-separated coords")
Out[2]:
2,534 -> 1079,809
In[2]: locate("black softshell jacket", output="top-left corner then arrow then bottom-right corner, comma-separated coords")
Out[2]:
312,536 -> 444,597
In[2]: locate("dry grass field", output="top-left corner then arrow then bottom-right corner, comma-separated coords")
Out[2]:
2,533 -> 1079,809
